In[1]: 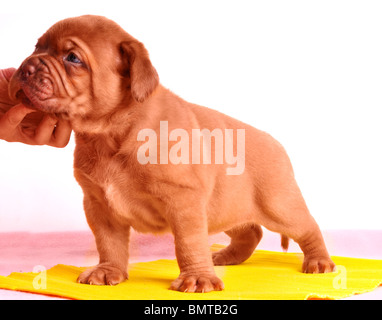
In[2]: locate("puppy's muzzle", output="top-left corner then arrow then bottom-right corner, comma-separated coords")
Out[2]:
12,56 -> 54,109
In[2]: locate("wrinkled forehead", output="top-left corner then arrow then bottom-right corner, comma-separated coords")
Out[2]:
46,15 -> 128,40
37,16 -> 133,58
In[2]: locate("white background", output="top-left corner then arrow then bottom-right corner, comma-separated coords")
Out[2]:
0,0 -> 381,232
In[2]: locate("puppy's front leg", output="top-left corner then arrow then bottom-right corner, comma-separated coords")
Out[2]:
76,190 -> 130,286
168,204 -> 224,293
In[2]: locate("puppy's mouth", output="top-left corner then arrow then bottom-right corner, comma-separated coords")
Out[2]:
15,89 -> 34,108
14,76 -> 57,113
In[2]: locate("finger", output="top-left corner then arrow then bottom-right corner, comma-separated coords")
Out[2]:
0,104 -> 35,131
0,68 -> 17,106
0,104 -> 36,144
33,114 -> 58,145
49,119 -> 72,148
1,68 -> 16,82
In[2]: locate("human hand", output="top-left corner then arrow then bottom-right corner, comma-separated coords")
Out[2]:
0,68 -> 72,147
0,68 -> 16,106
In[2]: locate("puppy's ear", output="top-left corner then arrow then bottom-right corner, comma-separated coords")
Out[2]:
120,41 -> 159,103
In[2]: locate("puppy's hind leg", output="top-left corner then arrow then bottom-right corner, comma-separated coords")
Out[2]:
212,223 -> 263,266
258,179 -> 335,274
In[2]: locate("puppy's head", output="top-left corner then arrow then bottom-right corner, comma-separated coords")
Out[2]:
9,15 -> 159,125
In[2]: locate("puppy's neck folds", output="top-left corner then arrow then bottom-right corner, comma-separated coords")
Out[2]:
70,85 -> 163,137
70,102 -> 139,136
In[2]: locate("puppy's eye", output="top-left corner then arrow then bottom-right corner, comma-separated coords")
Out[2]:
65,52 -> 82,64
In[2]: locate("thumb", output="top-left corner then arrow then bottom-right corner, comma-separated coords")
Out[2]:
0,68 -> 16,82
1,104 -> 35,128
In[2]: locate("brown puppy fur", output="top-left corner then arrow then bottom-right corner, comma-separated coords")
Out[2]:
8,15 -> 335,292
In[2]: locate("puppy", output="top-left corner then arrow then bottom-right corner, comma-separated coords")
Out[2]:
8,15 -> 335,293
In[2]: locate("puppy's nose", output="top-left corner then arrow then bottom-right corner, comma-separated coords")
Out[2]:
21,56 -> 46,78
21,62 -> 37,78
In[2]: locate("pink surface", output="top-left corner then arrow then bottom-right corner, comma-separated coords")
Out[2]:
0,229 -> 381,300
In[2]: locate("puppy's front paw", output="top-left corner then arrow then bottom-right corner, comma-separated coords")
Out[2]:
302,256 -> 336,274
77,263 -> 127,286
170,273 -> 224,293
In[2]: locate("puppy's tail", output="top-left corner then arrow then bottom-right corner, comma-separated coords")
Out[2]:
281,234 -> 289,252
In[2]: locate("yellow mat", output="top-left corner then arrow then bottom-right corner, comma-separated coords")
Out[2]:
0,245 -> 381,300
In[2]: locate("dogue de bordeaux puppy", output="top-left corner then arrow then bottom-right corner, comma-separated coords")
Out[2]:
8,15 -> 335,293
